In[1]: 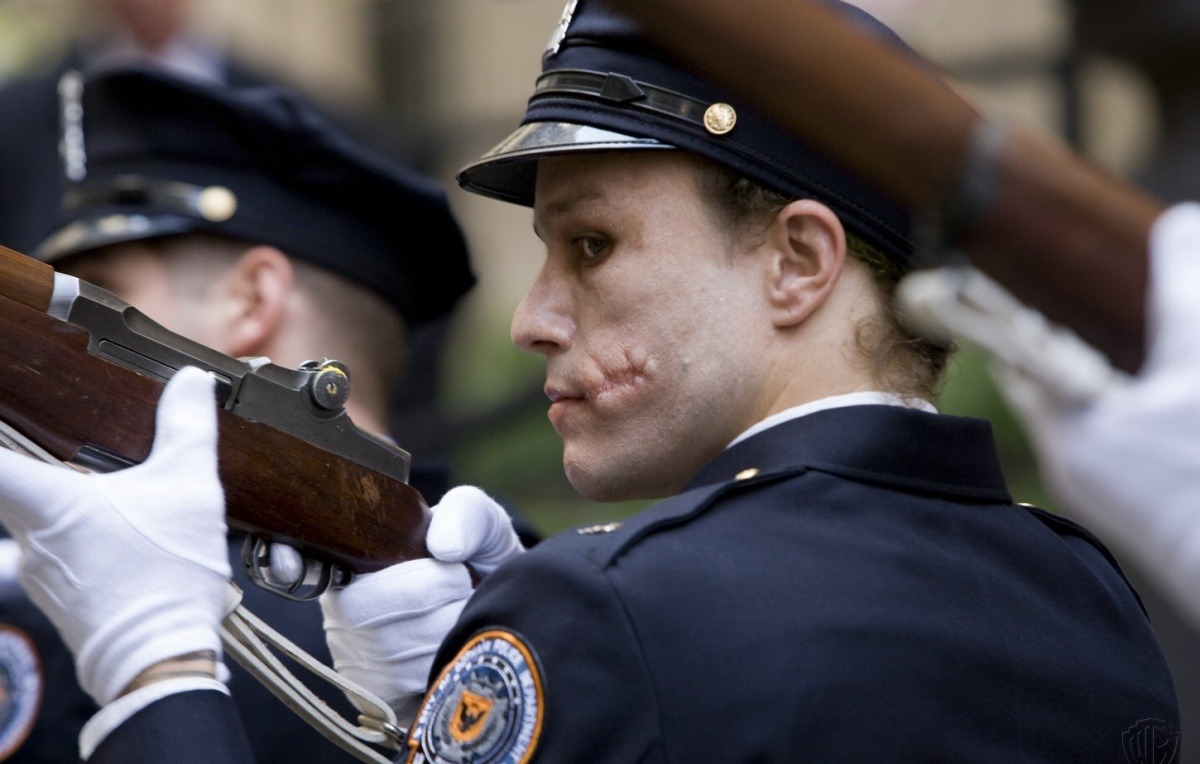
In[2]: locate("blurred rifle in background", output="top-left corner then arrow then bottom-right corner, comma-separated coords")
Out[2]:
611,0 -> 1163,373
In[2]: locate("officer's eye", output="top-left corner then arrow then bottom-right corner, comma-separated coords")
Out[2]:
575,235 -> 610,265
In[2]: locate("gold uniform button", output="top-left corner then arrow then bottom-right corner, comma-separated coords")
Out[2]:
703,102 -> 737,135
576,522 -> 622,536
197,185 -> 238,222
735,468 -> 759,481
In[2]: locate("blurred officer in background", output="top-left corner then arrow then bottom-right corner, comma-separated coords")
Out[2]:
0,65 -> 475,762
0,0 -> 457,533
0,2 -> 1181,763
0,0 -> 275,256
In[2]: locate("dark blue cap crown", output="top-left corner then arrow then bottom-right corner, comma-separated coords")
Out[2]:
40,67 -> 474,325
457,0 -> 921,269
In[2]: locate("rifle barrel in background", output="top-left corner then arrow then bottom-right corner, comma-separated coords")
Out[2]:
610,0 -> 1163,372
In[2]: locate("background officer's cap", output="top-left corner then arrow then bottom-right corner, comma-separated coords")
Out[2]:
458,0 -> 921,268
39,67 -> 474,326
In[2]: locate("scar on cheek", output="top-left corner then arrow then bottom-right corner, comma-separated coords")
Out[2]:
595,352 -> 650,399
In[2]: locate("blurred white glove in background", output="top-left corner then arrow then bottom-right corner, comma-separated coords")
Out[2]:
314,485 -> 524,720
0,366 -> 229,704
997,202 -> 1200,627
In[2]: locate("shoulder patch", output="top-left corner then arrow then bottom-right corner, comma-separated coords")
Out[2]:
0,626 -> 41,761
407,629 -> 543,764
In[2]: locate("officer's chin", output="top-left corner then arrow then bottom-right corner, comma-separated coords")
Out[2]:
564,460 -> 677,503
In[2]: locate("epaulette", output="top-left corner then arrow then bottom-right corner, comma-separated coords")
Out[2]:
564,466 -> 807,569
1019,502 -> 1148,616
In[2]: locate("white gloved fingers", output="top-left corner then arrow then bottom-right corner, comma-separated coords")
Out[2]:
265,542 -> 306,588
0,448 -> 87,538
1147,204 -> 1200,373
106,368 -> 226,572
427,486 -> 524,575
330,591 -> 468,718
145,366 -> 220,465
322,558 -> 472,625
993,363 -> 1069,442
0,365 -> 231,704
320,558 -> 472,716
0,367 -> 219,542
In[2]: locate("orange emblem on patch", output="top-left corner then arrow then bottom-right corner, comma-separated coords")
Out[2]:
449,689 -> 494,744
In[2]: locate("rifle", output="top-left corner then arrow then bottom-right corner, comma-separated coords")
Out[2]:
609,0 -> 1164,373
0,243 -> 429,579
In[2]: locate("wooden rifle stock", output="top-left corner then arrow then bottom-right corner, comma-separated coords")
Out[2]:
0,245 -> 429,573
610,0 -> 1164,372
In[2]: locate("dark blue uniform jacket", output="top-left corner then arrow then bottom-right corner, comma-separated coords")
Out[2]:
408,405 -> 1179,763
86,406 -> 1180,763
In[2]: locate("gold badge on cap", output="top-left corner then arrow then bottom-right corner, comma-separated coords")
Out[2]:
545,0 -> 579,56
196,185 -> 238,222
703,102 -> 737,135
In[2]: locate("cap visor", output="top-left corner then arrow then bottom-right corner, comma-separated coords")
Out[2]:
36,213 -> 197,263
457,121 -> 670,206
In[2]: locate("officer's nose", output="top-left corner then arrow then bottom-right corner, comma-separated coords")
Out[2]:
511,264 -> 573,356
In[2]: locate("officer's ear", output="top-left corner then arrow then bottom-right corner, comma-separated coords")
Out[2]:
223,245 -> 295,358
761,199 -> 846,328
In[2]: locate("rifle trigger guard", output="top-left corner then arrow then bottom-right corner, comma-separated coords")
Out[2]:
241,535 -> 353,602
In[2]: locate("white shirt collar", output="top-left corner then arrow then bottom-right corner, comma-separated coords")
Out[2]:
726,391 -> 937,449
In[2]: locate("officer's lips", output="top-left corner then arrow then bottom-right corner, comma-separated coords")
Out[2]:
545,387 -> 585,430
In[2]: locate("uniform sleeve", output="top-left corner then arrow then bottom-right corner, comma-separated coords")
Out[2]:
86,687 -> 255,764
403,544 -> 665,763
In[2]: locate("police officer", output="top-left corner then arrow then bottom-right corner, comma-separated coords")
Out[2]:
0,65 -> 475,762
0,2 -> 1182,763
398,2 -> 1179,760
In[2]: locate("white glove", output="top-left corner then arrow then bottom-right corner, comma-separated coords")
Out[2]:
426,485 -> 526,575
996,202 -> 1200,627
0,366 -> 230,704
316,485 -> 525,720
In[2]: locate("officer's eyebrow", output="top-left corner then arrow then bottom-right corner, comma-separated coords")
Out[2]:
533,186 -> 605,236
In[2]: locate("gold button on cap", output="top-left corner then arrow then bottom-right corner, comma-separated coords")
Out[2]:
703,102 -> 737,135
735,468 -> 759,480
197,185 -> 238,222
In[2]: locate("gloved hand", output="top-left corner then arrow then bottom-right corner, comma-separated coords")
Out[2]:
425,485 -> 526,575
313,485 -> 524,720
996,202 -> 1200,626
0,366 -> 231,704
